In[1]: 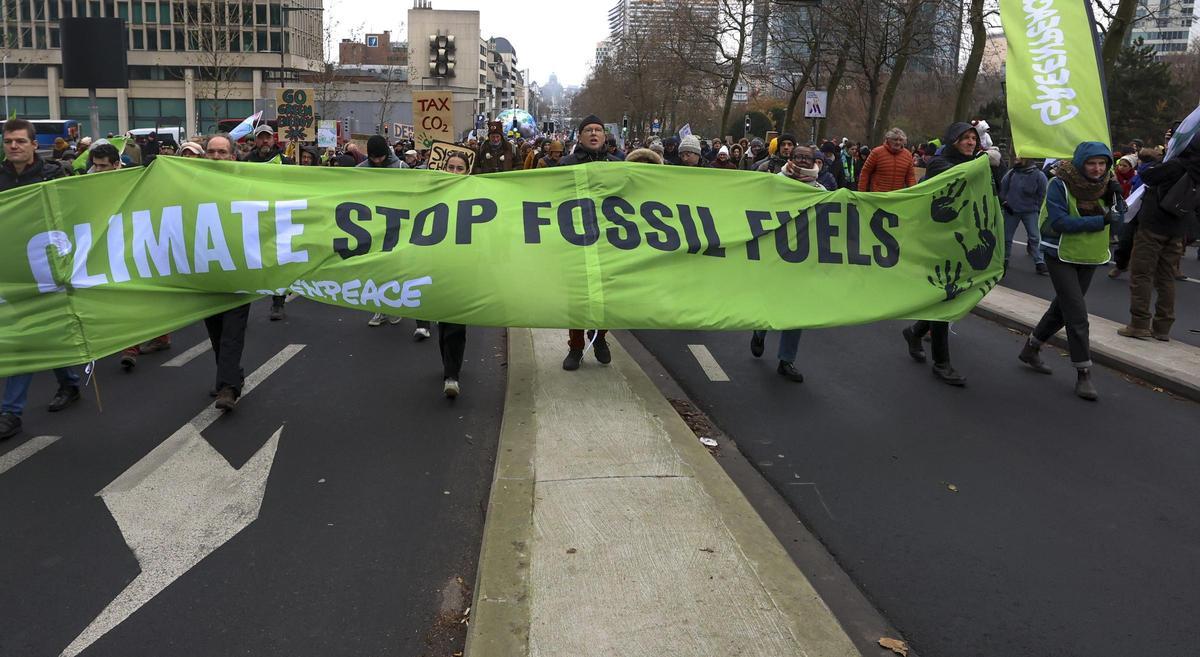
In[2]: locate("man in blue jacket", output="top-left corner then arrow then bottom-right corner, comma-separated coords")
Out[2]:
1000,157 -> 1050,274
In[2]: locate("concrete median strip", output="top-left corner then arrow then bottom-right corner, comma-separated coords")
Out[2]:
975,286 -> 1200,401
466,328 -> 860,656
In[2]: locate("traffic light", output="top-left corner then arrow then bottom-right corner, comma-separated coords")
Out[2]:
622,116 -> 629,134
744,113 -> 751,136
429,34 -> 456,78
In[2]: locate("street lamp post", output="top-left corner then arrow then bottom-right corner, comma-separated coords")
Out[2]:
278,2 -> 324,92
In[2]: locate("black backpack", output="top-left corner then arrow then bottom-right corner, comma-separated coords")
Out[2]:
1158,170 -> 1199,220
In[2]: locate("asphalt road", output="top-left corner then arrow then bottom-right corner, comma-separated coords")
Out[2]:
1004,237 -> 1200,346
0,298 -> 505,657
634,318 -> 1199,657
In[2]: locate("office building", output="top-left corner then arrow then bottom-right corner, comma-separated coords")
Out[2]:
1128,0 -> 1200,56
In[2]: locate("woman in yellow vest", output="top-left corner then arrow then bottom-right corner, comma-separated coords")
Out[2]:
1018,141 -> 1125,400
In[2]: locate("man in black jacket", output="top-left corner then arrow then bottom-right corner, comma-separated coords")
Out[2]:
901,121 -> 987,387
1118,132 -> 1200,341
0,119 -> 80,440
559,114 -> 621,371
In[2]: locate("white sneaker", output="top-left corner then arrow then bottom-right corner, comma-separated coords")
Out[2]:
443,378 -> 460,398
367,312 -> 385,327
388,315 -> 403,325
414,327 -> 431,340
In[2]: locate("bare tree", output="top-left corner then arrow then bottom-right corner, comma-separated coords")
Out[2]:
178,1 -> 247,133
665,0 -> 756,136
749,0 -> 824,134
1094,0 -> 1196,81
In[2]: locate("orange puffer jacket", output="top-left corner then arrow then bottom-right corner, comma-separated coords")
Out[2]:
858,145 -> 917,192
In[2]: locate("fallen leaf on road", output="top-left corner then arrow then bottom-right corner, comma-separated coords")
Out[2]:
699,437 -> 719,448
879,637 -> 909,655
566,548 -> 577,554
699,547 -> 715,553
947,483 -> 959,492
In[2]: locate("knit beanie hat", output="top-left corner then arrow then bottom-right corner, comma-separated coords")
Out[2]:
367,135 -> 389,158
679,135 -> 701,155
717,145 -> 729,158
577,114 -> 604,133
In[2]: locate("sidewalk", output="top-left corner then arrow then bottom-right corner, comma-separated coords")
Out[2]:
975,285 -> 1200,402
465,329 -> 860,657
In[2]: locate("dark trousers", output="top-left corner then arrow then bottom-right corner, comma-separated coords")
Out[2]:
568,329 -> 607,350
1032,255 -> 1096,368
1112,215 -> 1138,270
1128,229 -> 1184,335
271,294 -> 285,308
909,320 -> 950,365
438,322 -> 467,379
204,304 -> 250,395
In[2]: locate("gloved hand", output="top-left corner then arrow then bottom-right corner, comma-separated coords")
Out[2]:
1105,206 -> 1123,229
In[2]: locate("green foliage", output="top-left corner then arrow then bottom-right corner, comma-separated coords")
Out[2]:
727,110 -> 773,140
1109,38 -> 1185,144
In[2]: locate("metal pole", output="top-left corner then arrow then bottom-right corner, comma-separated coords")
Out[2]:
3,54 -> 8,118
88,87 -> 100,139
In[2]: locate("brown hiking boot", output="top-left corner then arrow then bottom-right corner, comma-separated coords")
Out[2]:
215,387 -> 239,412
1117,326 -> 1152,339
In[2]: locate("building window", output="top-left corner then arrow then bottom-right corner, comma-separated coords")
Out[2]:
130,97 -> 185,128
159,28 -> 170,48
146,28 -> 157,49
63,96 -> 119,136
8,96 -> 51,118
50,27 -> 60,47
256,30 -> 267,51
159,0 -> 169,23
133,29 -> 144,49
174,26 -> 183,50
196,98 -> 253,134
255,3 -> 266,24
145,2 -> 156,22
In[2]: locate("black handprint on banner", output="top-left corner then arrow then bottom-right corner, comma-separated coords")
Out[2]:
928,259 -> 968,301
973,274 -> 1001,299
930,178 -> 969,223
954,199 -> 998,271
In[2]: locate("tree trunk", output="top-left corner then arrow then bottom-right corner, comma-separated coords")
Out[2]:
720,57 -> 743,142
954,0 -> 986,120
1101,0 -> 1137,83
783,86 -> 804,135
818,51 -> 847,142
873,0 -> 923,145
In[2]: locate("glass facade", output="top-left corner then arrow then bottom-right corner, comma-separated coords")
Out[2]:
61,97 -> 119,136
196,98 -> 252,134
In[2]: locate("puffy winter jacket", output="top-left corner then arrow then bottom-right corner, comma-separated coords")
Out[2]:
857,145 -> 916,192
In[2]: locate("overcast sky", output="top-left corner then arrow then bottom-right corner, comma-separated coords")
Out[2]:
326,0 -> 610,88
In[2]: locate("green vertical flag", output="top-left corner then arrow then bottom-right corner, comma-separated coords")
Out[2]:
1001,0 -> 1110,158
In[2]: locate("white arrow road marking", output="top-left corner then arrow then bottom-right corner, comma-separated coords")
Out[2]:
0,435 -> 60,476
160,340 -> 212,368
688,344 -> 730,382
59,344 -> 304,657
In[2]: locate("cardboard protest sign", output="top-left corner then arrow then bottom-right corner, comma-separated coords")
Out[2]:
317,120 -> 338,148
426,140 -> 476,172
413,91 -> 453,149
275,88 -> 316,142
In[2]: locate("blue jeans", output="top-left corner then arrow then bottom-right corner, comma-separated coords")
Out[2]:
2,368 -> 81,416
1004,209 -> 1044,266
753,329 -> 803,363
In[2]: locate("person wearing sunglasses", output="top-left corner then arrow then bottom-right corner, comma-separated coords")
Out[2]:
749,145 -> 827,383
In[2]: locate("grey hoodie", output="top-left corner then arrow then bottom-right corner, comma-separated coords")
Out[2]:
999,163 -> 1048,214
355,150 -> 404,168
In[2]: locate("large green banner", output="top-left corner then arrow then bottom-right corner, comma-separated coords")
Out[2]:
0,158 -> 1003,376
1002,0 -> 1110,158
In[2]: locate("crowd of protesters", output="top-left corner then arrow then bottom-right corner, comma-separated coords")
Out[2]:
0,108 -> 1196,440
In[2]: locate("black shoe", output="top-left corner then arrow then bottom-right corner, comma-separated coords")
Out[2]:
902,327 -> 926,363
1018,342 -> 1053,374
931,363 -> 966,386
47,385 -> 81,412
593,339 -> 612,364
215,386 -> 239,411
1035,262 -> 1049,276
0,412 -> 21,440
562,349 -> 583,371
269,305 -> 285,321
750,332 -> 765,358
1075,368 -> 1098,401
777,361 -> 804,382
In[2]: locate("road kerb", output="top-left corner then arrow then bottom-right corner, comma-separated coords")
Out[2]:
975,285 -> 1200,402
464,328 -> 536,656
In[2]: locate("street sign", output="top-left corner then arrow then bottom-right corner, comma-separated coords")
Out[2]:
804,90 -> 827,119
651,119 -> 661,134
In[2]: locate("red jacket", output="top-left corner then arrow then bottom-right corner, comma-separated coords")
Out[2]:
858,145 -> 917,192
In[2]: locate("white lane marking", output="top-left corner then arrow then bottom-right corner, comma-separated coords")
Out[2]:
0,435 -> 60,475
61,425 -> 283,657
61,344 -> 304,656
688,344 -> 730,382
160,340 -> 212,368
